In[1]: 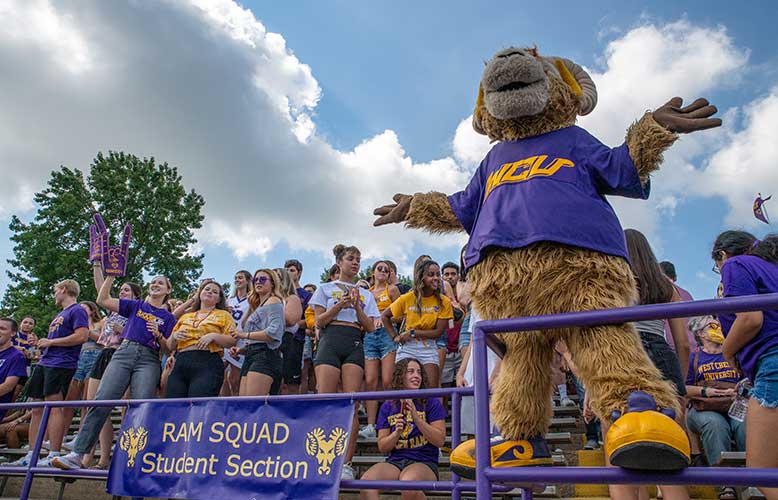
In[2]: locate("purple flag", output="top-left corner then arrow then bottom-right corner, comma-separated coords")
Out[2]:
754,194 -> 771,224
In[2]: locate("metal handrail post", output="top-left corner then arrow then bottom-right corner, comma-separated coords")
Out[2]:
473,323 -> 492,499
19,404 -> 51,500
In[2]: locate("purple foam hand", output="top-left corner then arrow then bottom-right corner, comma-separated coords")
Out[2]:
102,224 -> 132,278
89,224 -> 103,262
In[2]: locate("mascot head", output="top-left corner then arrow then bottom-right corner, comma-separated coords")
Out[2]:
473,47 -> 597,142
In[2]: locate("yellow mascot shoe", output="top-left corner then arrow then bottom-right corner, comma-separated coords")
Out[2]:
606,391 -> 690,470
450,434 -> 552,480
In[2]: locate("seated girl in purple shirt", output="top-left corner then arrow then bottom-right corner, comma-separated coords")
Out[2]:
359,358 -> 446,500
712,230 -> 778,499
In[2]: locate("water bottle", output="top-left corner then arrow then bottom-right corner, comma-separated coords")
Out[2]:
728,378 -> 752,422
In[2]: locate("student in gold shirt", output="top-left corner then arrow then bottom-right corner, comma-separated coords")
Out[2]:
382,260 -> 453,388
165,280 -> 236,398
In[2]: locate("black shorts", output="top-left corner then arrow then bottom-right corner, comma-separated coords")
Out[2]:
88,347 -> 117,380
241,343 -> 282,381
386,457 -> 439,479
165,350 -> 224,399
281,332 -> 304,385
27,365 -> 76,399
639,332 -> 687,397
314,325 -> 364,369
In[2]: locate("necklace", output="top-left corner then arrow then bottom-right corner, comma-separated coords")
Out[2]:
192,309 -> 214,328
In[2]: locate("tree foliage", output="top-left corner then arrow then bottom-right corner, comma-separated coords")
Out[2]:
1,152 -> 204,334
318,266 -> 412,287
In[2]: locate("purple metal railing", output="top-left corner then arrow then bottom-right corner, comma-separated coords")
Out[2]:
4,293 -> 778,499
472,292 -> 778,499
1,386 -> 509,499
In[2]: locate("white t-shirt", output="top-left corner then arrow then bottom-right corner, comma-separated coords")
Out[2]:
227,295 -> 250,332
309,281 -> 380,323
225,295 -> 250,367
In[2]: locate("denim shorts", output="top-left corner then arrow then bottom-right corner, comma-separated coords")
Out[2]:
752,345 -> 778,408
74,348 -> 103,382
396,340 -> 439,366
363,327 -> 397,361
386,457 -> 439,479
303,336 -> 313,361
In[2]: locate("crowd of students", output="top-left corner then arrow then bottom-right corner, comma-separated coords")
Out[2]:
0,228 -> 776,499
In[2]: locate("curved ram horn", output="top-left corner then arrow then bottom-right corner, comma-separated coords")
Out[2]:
559,58 -> 598,116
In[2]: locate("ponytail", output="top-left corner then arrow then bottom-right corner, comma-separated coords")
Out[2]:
712,230 -> 778,264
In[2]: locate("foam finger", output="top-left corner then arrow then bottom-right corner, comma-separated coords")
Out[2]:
121,224 -> 133,250
93,213 -> 108,234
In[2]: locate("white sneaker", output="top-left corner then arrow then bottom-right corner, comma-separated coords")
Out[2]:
62,435 -> 78,451
41,440 -> 51,450
50,452 -> 83,471
561,397 -> 576,407
358,424 -> 376,439
341,463 -> 355,481
38,452 -> 60,467
4,452 -> 33,467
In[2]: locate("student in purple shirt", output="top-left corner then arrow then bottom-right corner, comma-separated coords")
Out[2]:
53,275 -> 176,471
711,230 -> 778,499
0,319 -> 30,420
360,358 -> 446,500
684,316 -> 744,500
8,280 -> 89,467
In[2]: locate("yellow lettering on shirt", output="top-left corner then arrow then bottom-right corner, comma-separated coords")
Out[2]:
483,155 -> 575,202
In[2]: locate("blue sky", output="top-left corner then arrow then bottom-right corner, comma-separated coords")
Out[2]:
1,0 -> 778,303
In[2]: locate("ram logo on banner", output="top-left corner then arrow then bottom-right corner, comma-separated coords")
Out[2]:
107,399 -> 354,499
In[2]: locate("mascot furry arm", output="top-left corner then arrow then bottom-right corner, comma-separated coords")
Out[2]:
374,66 -> 719,231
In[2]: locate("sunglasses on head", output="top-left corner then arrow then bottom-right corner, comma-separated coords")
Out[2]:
254,276 -> 270,285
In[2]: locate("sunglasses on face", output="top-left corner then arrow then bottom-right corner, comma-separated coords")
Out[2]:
253,276 -> 270,285
376,266 -> 389,273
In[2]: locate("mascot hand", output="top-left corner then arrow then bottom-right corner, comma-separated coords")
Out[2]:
652,97 -> 721,133
373,193 -> 413,226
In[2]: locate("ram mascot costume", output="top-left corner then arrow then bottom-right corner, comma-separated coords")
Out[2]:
373,47 -> 720,477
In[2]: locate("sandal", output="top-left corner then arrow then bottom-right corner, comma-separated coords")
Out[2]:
92,462 -> 110,470
719,486 -> 737,500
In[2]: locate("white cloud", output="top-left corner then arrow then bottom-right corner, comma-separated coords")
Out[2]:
0,2 -> 768,277
0,0 -> 468,269
693,89 -> 778,226
577,20 -> 749,243
452,115 -> 491,167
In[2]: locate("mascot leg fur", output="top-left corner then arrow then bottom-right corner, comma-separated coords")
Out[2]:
450,245 -> 689,478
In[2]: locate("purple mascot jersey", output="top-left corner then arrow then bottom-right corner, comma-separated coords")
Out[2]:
448,126 -> 649,270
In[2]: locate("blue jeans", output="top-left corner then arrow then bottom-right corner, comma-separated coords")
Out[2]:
752,345 -> 778,408
687,407 -> 746,466
73,340 -> 161,455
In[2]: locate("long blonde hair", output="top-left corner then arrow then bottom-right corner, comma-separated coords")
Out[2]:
274,268 -> 297,298
243,269 -> 284,327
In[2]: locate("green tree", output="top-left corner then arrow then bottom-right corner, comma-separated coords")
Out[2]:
318,266 -> 412,287
1,151 -> 205,334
